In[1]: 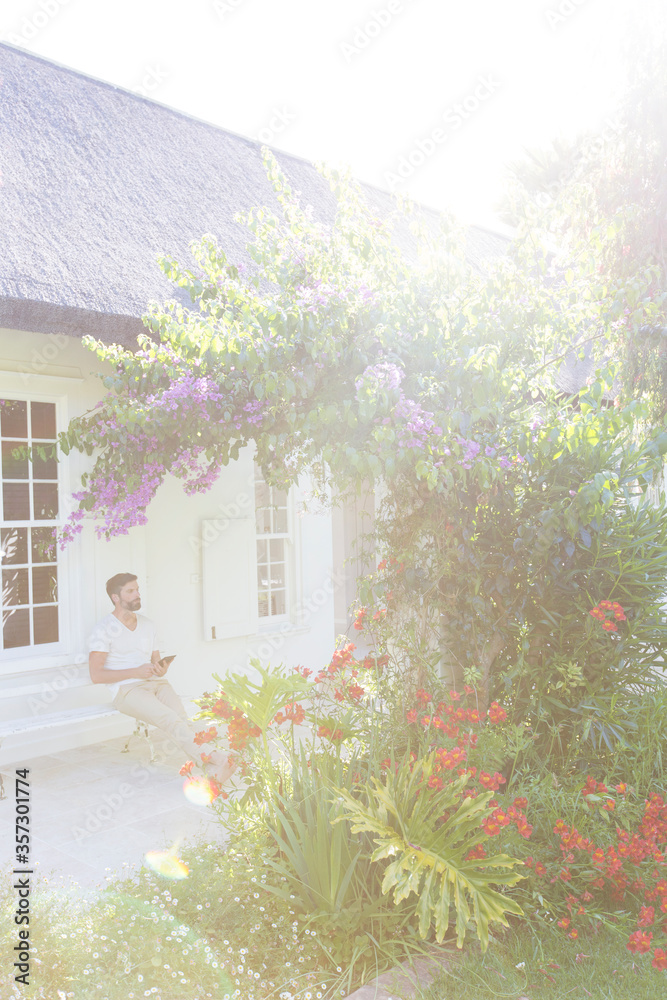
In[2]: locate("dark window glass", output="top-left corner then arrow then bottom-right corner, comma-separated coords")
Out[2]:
33,483 -> 58,520
2,568 -> 29,606
32,566 -> 57,604
2,442 -> 29,480
0,400 -> 27,439
3,483 -> 30,521
1,528 -> 28,565
31,527 -> 57,564
3,608 -> 30,648
33,605 -> 58,645
31,402 -> 56,440
32,448 -> 58,480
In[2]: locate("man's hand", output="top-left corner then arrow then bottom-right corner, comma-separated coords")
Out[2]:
134,662 -> 155,679
150,659 -> 169,677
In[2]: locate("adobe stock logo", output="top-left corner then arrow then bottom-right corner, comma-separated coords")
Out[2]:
255,107 -> 297,145
383,75 -> 501,191
339,0 -> 421,64
546,0 -> 590,28
2,0 -> 74,46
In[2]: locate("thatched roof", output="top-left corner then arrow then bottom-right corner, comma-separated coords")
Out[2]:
0,44 -> 508,346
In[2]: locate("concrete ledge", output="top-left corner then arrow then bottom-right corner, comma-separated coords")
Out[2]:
343,944 -> 458,1000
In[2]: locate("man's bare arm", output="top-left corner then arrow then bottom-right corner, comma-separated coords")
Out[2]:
89,651 -> 154,684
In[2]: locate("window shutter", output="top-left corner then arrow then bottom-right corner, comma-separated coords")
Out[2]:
202,518 -> 258,640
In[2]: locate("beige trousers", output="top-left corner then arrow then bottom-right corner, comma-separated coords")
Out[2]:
112,678 -> 204,761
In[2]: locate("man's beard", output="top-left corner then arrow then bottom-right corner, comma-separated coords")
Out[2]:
122,598 -> 141,610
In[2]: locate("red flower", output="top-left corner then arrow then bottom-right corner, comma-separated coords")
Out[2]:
652,948 -> 667,970
353,607 -> 367,630
179,760 -> 194,776
638,905 -> 655,927
487,702 -> 507,723
465,844 -> 487,860
479,771 -> 506,791
627,930 -> 652,954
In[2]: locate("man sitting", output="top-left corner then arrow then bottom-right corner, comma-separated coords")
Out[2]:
88,572 -> 235,783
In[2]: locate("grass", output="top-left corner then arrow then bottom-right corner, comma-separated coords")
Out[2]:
0,839 -> 344,1000
413,924 -> 667,1000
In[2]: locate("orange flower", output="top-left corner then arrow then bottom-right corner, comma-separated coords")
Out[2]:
193,727 -> 218,745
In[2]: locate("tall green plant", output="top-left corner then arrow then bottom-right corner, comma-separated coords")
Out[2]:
261,747 -> 417,987
334,753 -> 524,951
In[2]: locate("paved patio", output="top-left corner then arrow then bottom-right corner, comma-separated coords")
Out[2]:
0,731 -> 229,892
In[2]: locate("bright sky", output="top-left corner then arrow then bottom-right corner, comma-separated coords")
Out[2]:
0,0 -> 655,229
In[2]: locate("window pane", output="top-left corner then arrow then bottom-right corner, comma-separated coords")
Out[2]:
31,402 -> 56,440
2,441 -> 29,480
0,400 -> 27,439
270,563 -> 285,587
32,448 -> 58,480
3,483 -> 30,520
255,480 -> 270,508
2,568 -> 29,606
3,607 -> 30,649
33,566 -> 58,604
269,538 -> 284,561
256,507 -> 271,533
33,605 -> 58,644
274,506 -> 288,533
256,539 -> 268,564
1,528 -> 28,565
33,483 -> 58,520
31,527 -> 57,563
258,593 -> 269,617
257,567 -> 269,588
271,591 -> 286,616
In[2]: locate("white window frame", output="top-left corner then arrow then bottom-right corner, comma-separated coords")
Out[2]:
254,464 -> 294,628
0,384 -> 72,670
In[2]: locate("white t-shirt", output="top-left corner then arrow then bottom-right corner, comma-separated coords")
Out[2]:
88,613 -> 159,699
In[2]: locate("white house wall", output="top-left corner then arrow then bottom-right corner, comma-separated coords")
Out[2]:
0,329 -> 337,764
